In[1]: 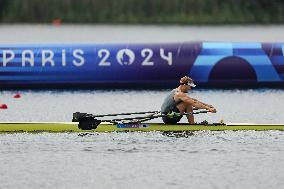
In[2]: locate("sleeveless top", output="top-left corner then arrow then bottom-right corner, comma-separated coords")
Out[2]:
161,89 -> 182,113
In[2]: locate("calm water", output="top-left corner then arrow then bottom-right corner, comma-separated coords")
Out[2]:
0,131 -> 283,189
0,25 -> 284,189
0,89 -> 284,124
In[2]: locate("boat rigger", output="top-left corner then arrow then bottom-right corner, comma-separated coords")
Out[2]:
0,122 -> 284,132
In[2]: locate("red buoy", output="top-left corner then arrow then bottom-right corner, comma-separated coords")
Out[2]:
14,93 -> 21,98
52,19 -> 62,26
0,104 -> 8,109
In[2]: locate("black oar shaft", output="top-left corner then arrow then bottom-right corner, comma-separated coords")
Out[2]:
92,109 -> 201,117
75,108 -> 202,119
91,111 -> 160,117
101,110 -> 210,122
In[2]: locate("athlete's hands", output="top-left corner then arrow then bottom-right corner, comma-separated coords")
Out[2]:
207,107 -> 217,113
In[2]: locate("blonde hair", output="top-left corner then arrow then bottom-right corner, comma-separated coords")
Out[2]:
180,76 -> 193,84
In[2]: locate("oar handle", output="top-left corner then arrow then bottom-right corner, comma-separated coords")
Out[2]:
164,110 -> 209,118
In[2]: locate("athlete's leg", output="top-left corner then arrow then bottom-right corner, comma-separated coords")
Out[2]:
176,102 -> 194,124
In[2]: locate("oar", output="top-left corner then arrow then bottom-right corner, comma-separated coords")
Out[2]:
133,110 -> 211,123
75,110 -> 210,130
111,110 -> 209,122
73,111 -> 160,120
92,110 -> 161,117
73,108 -> 204,121
73,108 -> 203,121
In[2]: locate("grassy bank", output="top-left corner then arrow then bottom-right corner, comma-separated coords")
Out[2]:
0,0 -> 283,24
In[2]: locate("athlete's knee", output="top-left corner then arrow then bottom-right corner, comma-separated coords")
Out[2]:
176,103 -> 186,112
186,104 -> 193,112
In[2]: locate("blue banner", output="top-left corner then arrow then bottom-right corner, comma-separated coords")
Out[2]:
0,42 -> 283,88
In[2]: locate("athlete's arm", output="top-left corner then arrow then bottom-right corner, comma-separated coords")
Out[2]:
191,98 -> 214,108
177,93 -> 216,112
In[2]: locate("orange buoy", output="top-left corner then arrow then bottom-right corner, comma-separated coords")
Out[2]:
0,104 -> 8,109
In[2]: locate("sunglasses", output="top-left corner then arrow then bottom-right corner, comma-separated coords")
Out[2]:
181,82 -> 196,87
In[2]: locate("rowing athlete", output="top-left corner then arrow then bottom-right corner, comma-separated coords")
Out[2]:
161,76 -> 217,124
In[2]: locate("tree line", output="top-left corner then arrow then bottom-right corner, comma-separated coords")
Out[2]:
0,0 -> 283,24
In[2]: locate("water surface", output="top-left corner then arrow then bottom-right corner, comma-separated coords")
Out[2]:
1,89 -> 284,123
0,131 -> 283,189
